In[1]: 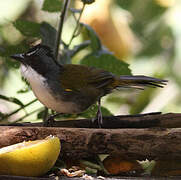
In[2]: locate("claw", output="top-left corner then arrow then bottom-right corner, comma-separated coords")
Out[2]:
96,98 -> 103,128
44,112 -> 63,127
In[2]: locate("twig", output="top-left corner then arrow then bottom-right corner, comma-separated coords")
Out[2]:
11,107 -> 44,123
68,3 -> 86,47
0,99 -> 37,121
54,0 -> 70,60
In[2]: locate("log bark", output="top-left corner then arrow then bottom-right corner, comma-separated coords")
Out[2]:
0,126 -> 181,160
5,112 -> 181,129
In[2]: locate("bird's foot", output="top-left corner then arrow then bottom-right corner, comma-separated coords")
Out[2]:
92,98 -> 103,128
44,115 -> 55,127
44,113 -> 63,127
97,111 -> 103,128
91,117 -> 102,128
93,107 -> 103,128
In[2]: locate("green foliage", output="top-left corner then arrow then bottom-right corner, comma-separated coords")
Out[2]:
116,0 -> 172,58
12,20 -> 57,48
80,53 -> 131,76
42,0 -> 62,12
57,104 -> 113,119
81,104 -> 113,118
138,22 -> 174,57
0,42 -> 29,69
79,23 -> 132,75
37,109 -> 47,119
17,86 -> 29,94
40,22 -> 57,49
0,42 -> 29,57
129,88 -> 154,114
118,0 -> 167,35
116,0 -> 132,9
81,23 -> 102,52
13,20 -> 41,37
0,112 -> 5,118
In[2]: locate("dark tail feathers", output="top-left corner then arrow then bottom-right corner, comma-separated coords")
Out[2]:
114,75 -> 168,89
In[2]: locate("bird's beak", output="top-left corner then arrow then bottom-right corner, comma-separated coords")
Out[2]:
10,53 -> 25,62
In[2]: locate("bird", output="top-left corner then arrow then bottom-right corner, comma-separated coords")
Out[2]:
11,44 -> 167,127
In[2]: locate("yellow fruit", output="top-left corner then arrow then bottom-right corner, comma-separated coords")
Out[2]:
0,135 -> 60,177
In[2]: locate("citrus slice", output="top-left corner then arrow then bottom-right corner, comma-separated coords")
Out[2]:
0,135 -> 60,177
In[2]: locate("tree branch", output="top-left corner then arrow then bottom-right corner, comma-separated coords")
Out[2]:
13,112 -> 181,129
54,0 -> 70,60
1,124 -> 181,160
0,99 -> 37,122
68,3 -> 86,47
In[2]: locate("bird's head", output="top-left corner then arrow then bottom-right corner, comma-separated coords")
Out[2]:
10,44 -> 61,76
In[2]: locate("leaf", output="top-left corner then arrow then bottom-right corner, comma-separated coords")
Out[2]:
141,160 -> 155,175
116,0 -> 134,10
0,112 -> 5,118
81,23 -> 102,52
17,86 -> 30,94
0,94 -> 24,107
138,22 -> 173,57
70,40 -> 91,58
42,0 -> 62,12
0,42 -> 29,69
37,109 -> 47,119
40,22 -> 57,49
13,20 -> 41,37
81,104 -> 113,119
0,42 -> 29,57
129,88 -> 154,114
80,53 -> 132,76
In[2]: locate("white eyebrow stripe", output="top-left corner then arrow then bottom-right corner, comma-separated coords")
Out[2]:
26,48 -> 39,56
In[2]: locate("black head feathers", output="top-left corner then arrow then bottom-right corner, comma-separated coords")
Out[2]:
25,44 -> 54,59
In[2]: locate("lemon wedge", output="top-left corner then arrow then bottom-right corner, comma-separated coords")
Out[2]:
0,135 -> 60,177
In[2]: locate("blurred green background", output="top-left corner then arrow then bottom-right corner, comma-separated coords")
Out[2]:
0,0 -> 180,123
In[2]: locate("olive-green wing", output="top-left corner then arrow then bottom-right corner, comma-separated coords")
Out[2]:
87,69 -> 114,88
60,64 -> 114,91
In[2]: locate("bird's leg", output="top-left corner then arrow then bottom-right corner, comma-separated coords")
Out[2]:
44,112 -> 63,127
96,98 -> 103,128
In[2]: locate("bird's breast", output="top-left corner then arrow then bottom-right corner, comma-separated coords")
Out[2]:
20,65 -> 80,113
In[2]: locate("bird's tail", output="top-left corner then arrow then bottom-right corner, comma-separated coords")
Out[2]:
112,75 -> 167,89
